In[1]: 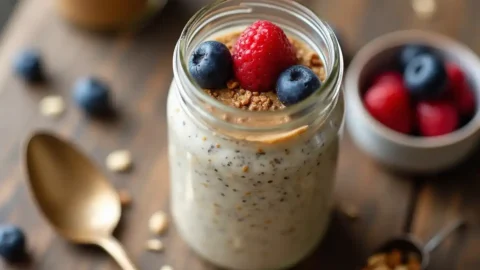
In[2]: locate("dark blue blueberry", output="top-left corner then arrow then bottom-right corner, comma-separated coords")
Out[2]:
404,54 -> 447,99
276,65 -> 321,106
13,49 -> 44,82
0,225 -> 27,262
189,41 -> 233,89
73,77 -> 111,115
400,44 -> 432,70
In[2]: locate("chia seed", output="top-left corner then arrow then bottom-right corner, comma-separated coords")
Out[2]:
256,152 -> 266,158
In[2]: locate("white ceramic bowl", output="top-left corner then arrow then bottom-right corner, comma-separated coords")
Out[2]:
345,30 -> 480,173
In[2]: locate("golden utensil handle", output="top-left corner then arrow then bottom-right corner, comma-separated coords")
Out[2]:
98,237 -> 138,270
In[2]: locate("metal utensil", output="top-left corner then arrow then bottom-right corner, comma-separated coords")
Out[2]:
375,219 -> 465,269
25,132 -> 137,270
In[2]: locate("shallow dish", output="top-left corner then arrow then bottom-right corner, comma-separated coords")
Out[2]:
345,30 -> 480,173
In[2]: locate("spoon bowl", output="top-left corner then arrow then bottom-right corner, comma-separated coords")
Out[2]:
367,219 -> 465,269
375,235 -> 427,269
25,132 -> 137,270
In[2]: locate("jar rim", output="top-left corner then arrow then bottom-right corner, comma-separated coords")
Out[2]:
173,0 -> 343,133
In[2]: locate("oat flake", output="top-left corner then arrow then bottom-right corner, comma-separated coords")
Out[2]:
106,150 -> 132,173
39,95 -> 65,117
146,239 -> 164,252
118,189 -> 132,207
412,0 -> 437,19
149,211 -> 169,235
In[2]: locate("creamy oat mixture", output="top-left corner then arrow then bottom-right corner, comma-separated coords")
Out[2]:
167,30 -> 343,270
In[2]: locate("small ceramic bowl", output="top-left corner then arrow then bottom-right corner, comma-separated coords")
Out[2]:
345,30 -> 480,173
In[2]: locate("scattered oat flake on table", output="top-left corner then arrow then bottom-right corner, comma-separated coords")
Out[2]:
412,0 -> 437,19
106,150 -> 132,172
39,95 -> 65,117
149,211 -> 169,235
117,189 -> 132,206
146,239 -> 164,252
160,265 -> 173,270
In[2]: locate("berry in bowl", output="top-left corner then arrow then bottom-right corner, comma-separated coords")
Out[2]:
345,30 -> 480,173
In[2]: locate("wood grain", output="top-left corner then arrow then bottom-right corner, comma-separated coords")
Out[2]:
0,0 -> 478,269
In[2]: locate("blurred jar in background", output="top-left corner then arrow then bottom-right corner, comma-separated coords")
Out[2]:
54,0 -> 166,30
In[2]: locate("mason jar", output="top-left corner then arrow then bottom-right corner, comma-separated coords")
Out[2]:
167,0 -> 344,269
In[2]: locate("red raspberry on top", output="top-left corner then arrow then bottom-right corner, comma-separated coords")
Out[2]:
232,20 -> 297,92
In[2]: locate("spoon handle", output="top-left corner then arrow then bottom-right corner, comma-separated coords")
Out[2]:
424,219 -> 466,253
98,237 -> 138,270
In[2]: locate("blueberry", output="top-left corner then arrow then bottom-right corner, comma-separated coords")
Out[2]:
73,77 -> 111,115
404,54 -> 447,99
276,65 -> 321,106
13,49 -> 44,82
399,44 -> 432,70
0,225 -> 27,262
189,41 -> 233,89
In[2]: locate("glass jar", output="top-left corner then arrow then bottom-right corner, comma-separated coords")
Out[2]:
53,0 -> 166,30
167,0 -> 344,269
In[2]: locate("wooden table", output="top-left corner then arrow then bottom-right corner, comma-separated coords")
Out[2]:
0,0 -> 478,269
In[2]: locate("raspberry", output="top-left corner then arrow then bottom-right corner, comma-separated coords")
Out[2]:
453,82 -> 476,116
446,63 -> 465,89
364,83 -> 412,134
446,63 -> 476,116
372,71 -> 403,87
416,101 -> 458,137
232,20 -> 297,92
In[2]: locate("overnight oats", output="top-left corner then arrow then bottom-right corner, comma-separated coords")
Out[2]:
167,0 -> 344,269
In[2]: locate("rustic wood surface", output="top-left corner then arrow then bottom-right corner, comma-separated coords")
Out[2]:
0,0 -> 478,269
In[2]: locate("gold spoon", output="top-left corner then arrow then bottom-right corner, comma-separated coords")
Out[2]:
25,132 -> 137,270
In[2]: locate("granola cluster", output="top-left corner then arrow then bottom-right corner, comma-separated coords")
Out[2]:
363,249 -> 422,270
